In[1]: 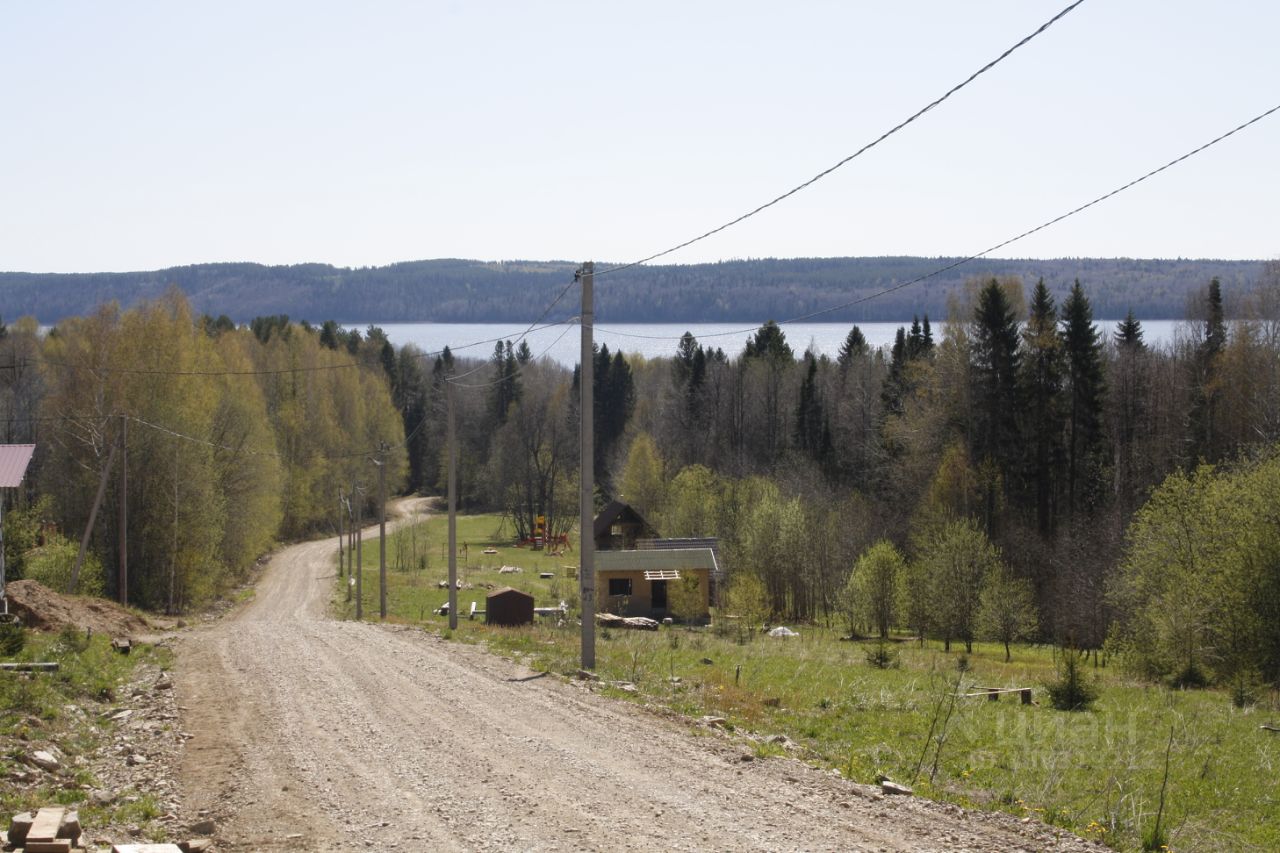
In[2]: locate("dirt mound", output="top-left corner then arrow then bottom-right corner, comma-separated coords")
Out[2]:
4,579 -> 152,638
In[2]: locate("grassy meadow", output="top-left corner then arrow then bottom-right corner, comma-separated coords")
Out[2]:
340,512 -> 1280,852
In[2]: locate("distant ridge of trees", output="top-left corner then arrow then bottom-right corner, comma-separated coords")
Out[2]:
0,256 -> 1263,325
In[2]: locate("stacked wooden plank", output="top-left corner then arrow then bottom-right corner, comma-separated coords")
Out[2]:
5,807 -> 82,852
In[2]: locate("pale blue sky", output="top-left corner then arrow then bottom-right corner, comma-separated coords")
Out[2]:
1,1 -> 1276,273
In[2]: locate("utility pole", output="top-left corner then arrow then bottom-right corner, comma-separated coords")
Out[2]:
71,439 -> 118,594
355,485 -> 364,620
447,378 -> 458,630
337,487 -> 345,578
118,415 -> 128,606
579,262 -> 596,670
377,442 -> 387,620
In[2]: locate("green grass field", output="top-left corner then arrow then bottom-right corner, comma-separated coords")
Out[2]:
340,512 -> 1280,852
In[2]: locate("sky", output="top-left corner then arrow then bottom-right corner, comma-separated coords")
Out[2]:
1,1 -> 1277,274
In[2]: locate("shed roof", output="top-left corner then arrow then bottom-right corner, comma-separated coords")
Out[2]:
0,445 -> 35,488
487,586 -> 533,601
596,548 -> 718,574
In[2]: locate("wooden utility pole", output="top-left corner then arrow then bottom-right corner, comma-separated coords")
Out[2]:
355,485 -> 364,620
70,439 -> 117,594
377,442 -> 387,620
118,415 -> 128,606
579,262 -> 596,670
447,378 -> 458,630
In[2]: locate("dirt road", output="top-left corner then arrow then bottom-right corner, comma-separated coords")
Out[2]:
175,501 -> 1099,852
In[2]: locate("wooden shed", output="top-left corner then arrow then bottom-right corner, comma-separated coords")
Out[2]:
486,586 -> 534,626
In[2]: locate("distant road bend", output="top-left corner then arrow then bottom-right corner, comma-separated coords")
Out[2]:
174,498 -> 1101,852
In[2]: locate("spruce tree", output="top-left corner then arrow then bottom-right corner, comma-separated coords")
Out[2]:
1114,309 -> 1145,350
837,326 -> 868,366
1019,279 -> 1064,536
1061,280 -> 1106,514
970,279 -> 1023,532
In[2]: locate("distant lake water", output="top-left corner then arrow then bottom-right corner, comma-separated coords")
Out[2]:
364,321 -> 1183,367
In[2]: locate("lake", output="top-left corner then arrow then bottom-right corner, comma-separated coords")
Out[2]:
363,320 -> 1184,367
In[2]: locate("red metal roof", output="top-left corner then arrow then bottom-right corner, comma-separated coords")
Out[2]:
0,445 -> 35,488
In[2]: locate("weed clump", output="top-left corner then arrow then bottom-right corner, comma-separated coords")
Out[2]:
865,640 -> 900,669
0,618 -> 25,656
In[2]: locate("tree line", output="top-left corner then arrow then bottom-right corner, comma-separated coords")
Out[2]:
0,256 -> 1261,325
0,290 -> 406,611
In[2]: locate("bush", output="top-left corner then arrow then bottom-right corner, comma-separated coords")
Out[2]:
1168,661 -> 1209,690
0,618 -> 26,656
23,535 -> 106,597
865,640 -> 900,669
1046,650 -> 1098,711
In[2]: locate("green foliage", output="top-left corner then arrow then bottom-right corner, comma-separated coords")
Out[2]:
666,572 -> 704,623
846,541 -> 904,639
0,620 -> 25,656
23,534 -> 105,597
1046,649 -> 1098,711
618,432 -> 666,522
910,517 -> 1000,652
864,639 -> 900,669
1112,456 -> 1280,687
978,567 -> 1038,662
36,291 -> 404,610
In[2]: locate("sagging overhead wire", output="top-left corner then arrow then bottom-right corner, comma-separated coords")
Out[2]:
594,101 -> 1280,347
445,318 -> 579,389
594,0 -> 1087,277
442,275 -> 580,383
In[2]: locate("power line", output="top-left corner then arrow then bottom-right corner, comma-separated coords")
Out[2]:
446,319 -> 579,389
24,315 -> 575,378
594,0 -> 1086,277
594,101 -> 1280,347
444,276 -> 579,382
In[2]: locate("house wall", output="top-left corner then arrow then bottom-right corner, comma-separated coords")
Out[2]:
597,570 -> 710,618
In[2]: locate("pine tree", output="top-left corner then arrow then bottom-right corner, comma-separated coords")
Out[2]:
1061,280 -> 1106,514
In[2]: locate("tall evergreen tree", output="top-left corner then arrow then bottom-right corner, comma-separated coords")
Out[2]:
837,326 -> 868,366
1114,309 -> 1145,350
1019,279 -> 1065,537
1189,278 -> 1227,462
1061,280 -> 1106,514
970,279 -> 1023,533
794,353 -> 830,463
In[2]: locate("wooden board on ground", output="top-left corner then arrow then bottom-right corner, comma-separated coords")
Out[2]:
26,807 -> 66,843
26,839 -> 73,852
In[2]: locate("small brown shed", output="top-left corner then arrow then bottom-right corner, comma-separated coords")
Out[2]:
486,587 -> 534,626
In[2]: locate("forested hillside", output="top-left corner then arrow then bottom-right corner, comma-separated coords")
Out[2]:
0,256 -> 1263,324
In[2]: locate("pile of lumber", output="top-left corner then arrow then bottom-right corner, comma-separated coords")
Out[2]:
596,612 -> 659,631
4,807 -> 83,852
